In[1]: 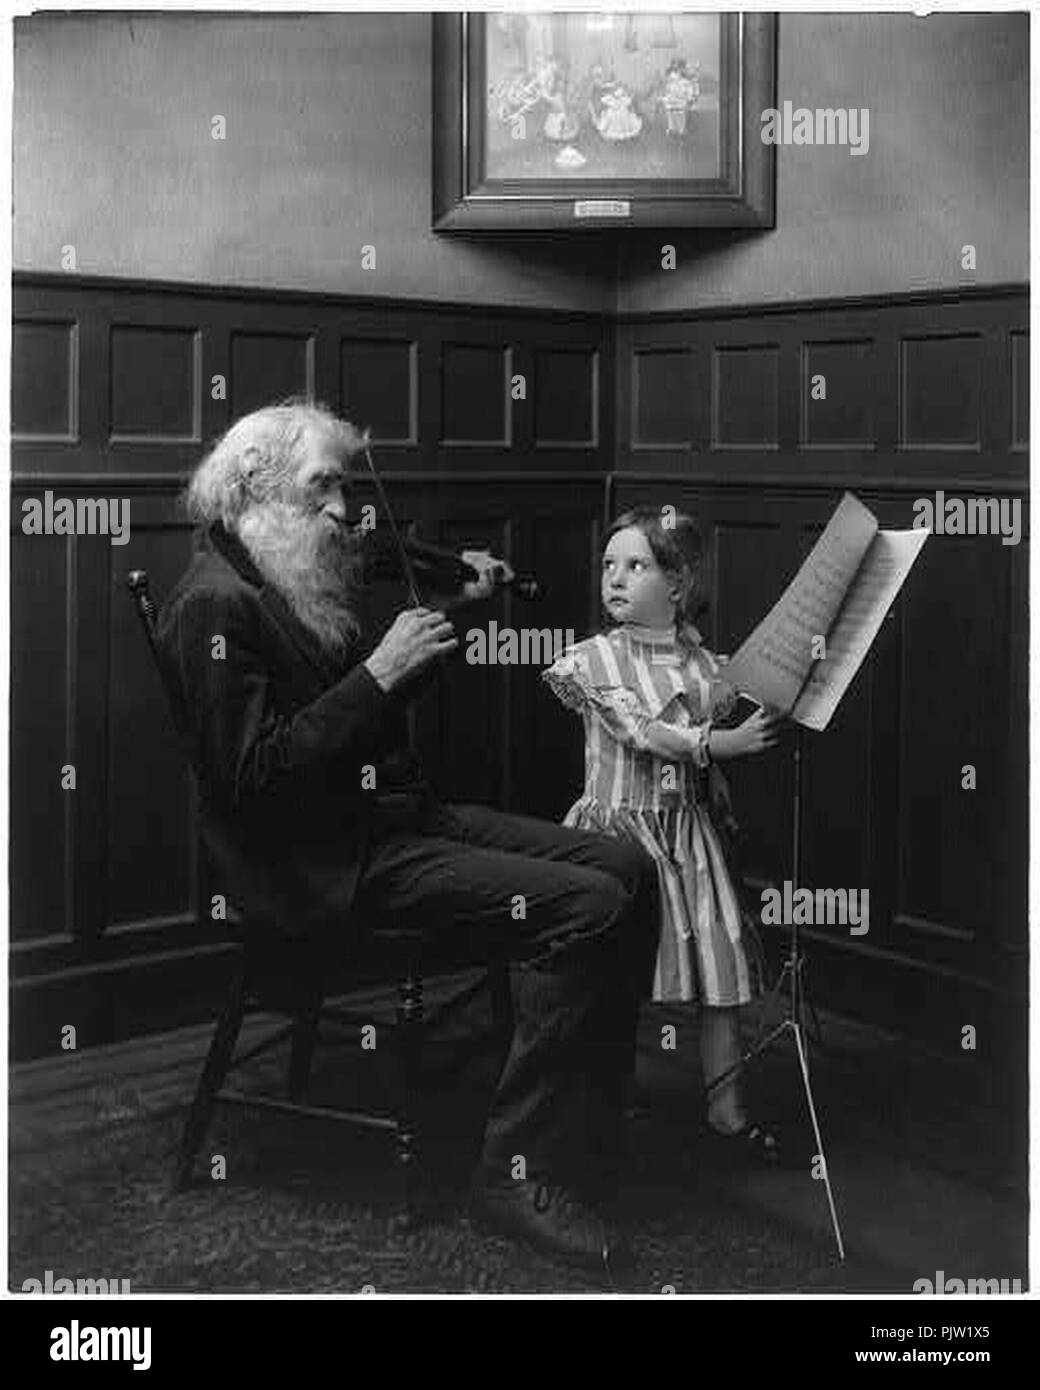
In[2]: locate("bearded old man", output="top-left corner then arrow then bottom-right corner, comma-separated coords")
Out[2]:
156,400 -> 656,1274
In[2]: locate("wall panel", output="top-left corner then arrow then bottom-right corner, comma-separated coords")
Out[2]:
533,348 -> 598,449
800,339 -> 876,450
340,338 -> 417,445
441,343 -> 512,447
712,344 -> 780,450
900,333 -> 982,450
12,318 -> 78,439
110,325 -> 200,441
631,347 -> 699,450
230,331 -> 313,418
9,531 -> 71,942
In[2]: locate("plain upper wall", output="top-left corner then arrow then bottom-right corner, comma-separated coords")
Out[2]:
13,11 -> 614,311
14,12 -> 1028,313
618,12 -> 1030,312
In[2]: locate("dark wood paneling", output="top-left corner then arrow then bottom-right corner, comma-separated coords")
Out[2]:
1011,330 -> 1029,450
901,333 -> 982,450
896,533 -> 1011,951
9,530 -> 72,941
12,319 -> 78,439
340,338 -> 417,445
801,339 -> 876,449
12,277 -> 612,476
533,348 -> 597,448
230,331 -> 314,417
712,344 -> 780,449
631,348 -> 697,449
513,511 -> 601,820
425,511 -> 512,808
70,520 -> 111,947
616,289 -> 1028,485
110,325 -> 200,440
440,343 -> 511,446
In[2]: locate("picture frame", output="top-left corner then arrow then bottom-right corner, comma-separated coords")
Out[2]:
433,11 -> 777,232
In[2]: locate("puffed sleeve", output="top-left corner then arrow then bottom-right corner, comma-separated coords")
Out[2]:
543,636 -> 712,766
542,638 -> 599,715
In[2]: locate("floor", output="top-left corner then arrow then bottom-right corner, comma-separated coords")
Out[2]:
8,970 -> 1028,1294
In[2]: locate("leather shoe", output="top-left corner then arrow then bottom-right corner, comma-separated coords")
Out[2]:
471,1176 -> 613,1273
702,1118 -> 785,1168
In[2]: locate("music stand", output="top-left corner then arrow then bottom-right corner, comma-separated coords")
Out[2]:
705,723 -> 846,1261
701,502 -> 930,1264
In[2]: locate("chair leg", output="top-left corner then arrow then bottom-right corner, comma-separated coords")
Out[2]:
392,956 -> 424,1229
171,964 -> 248,1194
287,1007 -> 321,1103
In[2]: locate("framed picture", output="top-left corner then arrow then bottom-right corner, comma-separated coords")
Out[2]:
433,11 -> 777,232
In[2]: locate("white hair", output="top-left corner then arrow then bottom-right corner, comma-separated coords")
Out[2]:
186,399 -> 367,529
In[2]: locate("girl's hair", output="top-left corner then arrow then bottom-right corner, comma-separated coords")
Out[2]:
603,505 -> 706,646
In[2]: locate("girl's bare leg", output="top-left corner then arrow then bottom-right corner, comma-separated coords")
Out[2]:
700,1005 -> 747,1133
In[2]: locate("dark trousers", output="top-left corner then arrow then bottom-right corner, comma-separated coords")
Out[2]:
354,801 -> 658,1187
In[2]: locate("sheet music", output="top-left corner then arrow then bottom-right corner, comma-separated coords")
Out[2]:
791,528 -> 930,731
722,493 -> 879,711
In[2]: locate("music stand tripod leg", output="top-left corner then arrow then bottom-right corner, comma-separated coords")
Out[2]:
790,725 -> 843,1258
793,1020 -> 845,1260
799,956 -> 826,1049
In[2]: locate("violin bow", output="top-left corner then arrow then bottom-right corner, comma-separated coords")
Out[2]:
359,440 -> 424,608
357,437 -> 428,756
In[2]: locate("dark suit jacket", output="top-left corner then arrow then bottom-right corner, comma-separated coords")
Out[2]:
156,522 -> 417,937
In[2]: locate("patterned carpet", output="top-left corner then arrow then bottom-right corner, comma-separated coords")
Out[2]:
10,1106 -> 873,1296
9,982 -> 1023,1296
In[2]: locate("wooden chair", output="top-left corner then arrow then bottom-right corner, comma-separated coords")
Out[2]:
127,569 -> 511,1224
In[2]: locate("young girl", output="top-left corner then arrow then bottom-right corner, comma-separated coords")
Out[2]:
543,506 -> 782,1160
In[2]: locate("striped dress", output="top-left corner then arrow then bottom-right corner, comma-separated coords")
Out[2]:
543,624 -> 754,1007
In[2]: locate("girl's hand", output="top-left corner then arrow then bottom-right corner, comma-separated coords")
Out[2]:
710,676 -> 739,720
708,707 -> 782,761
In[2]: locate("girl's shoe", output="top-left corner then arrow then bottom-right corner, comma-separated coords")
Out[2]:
703,1119 -> 783,1168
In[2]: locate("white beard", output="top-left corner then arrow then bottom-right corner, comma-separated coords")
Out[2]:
236,501 -> 364,658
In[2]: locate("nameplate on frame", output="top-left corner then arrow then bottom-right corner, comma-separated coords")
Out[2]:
573,200 -> 632,219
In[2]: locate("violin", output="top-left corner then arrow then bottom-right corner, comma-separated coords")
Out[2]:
357,444 -> 541,604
